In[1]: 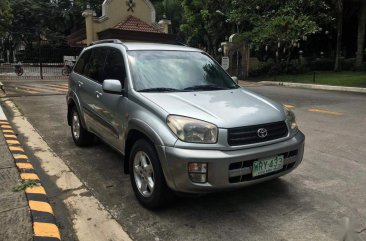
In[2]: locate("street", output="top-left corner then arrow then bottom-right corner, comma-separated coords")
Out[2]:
2,80 -> 366,241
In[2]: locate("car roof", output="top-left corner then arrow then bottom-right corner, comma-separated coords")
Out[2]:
123,42 -> 201,52
86,40 -> 202,52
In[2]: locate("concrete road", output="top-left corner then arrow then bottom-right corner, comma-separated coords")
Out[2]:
5,84 -> 366,241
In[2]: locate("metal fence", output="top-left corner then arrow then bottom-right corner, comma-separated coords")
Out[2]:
0,63 -> 69,80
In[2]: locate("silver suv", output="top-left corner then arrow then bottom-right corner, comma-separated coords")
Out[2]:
67,40 -> 305,209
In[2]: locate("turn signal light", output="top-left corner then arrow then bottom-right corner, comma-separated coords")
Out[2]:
188,162 -> 207,183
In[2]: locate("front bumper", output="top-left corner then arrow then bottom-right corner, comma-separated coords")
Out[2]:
157,131 -> 305,193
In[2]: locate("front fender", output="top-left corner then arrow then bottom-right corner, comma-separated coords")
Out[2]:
67,91 -> 86,128
127,118 -> 165,146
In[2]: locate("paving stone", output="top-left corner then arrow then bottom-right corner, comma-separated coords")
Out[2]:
0,143 -> 14,169
0,168 -> 21,193
0,207 -> 32,241
0,189 -> 28,213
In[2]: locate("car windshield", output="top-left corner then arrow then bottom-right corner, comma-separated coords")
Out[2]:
127,50 -> 238,92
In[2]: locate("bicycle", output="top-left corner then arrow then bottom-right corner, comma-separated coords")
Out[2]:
14,63 -> 24,76
62,60 -> 75,76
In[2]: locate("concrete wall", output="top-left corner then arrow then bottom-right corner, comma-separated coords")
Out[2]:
83,0 -> 157,45
94,0 -> 156,33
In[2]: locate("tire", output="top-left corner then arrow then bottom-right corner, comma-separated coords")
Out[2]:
16,68 -> 24,76
70,107 -> 94,146
62,68 -> 68,76
130,139 -> 175,209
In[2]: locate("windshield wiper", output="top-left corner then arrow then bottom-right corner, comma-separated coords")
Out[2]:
138,87 -> 181,93
183,84 -> 229,91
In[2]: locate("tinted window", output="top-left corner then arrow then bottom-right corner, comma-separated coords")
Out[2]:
74,50 -> 91,74
84,47 -> 108,83
104,48 -> 126,88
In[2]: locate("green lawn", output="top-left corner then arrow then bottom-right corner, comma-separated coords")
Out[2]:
250,71 -> 366,88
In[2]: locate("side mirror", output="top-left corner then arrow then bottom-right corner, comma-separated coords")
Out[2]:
103,79 -> 123,95
232,76 -> 239,84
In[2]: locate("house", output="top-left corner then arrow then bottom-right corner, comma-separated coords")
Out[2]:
67,0 -> 176,46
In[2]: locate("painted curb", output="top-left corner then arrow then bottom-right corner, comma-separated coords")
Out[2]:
259,81 -> 366,94
0,115 -> 61,241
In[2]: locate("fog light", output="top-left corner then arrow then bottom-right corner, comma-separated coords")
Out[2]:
188,162 -> 207,183
189,173 -> 207,183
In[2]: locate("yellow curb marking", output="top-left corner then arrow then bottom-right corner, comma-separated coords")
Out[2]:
20,173 -> 40,180
29,201 -> 54,214
283,104 -> 295,109
4,134 -> 17,139
13,154 -> 28,159
25,186 -> 46,195
33,222 -> 61,239
6,139 -> 20,145
308,108 -> 344,116
16,163 -> 34,169
15,85 -> 41,94
1,124 -> 11,129
9,146 -> 24,152
2,129 -> 14,133
45,84 -> 69,91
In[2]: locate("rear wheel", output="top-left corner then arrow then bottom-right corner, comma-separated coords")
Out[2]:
70,107 -> 93,146
130,139 -> 174,209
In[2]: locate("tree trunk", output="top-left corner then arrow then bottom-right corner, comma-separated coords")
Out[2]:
334,0 -> 343,72
355,1 -> 366,70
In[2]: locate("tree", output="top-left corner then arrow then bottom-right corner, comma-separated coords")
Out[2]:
180,0 -> 230,56
0,0 -> 13,61
355,0 -> 366,69
227,0 -> 331,71
152,0 -> 184,35
333,0 -> 344,71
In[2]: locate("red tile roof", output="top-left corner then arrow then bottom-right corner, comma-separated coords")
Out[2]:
114,15 -> 162,33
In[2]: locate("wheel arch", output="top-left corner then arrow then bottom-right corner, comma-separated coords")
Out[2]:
124,120 -> 164,174
67,94 -> 86,127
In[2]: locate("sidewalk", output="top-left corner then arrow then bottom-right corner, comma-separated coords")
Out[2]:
239,80 -> 366,94
0,103 -> 61,241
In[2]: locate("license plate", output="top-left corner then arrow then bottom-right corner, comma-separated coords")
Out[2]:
252,155 -> 284,177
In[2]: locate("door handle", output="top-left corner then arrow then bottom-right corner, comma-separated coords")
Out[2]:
77,81 -> 84,87
95,91 -> 103,98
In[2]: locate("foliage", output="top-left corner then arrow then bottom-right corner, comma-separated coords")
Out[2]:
152,0 -> 183,35
230,0 -> 332,61
12,180 -> 38,192
180,0 -> 230,55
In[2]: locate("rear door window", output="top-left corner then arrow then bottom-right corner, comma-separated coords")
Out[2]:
83,47 -> 108,83
74,50 -> 91,75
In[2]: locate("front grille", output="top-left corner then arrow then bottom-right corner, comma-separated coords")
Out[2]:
227,121 -> 288,146
228,150 -> 298,183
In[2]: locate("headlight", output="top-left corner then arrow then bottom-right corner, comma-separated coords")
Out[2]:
167,115 -> 218,143
284,107 -> 298,131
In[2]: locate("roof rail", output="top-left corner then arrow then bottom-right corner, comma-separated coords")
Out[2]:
90,39 -> 125,46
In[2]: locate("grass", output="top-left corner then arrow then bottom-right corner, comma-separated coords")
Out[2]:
12,180 -> 38,192
249,71 -> 366,88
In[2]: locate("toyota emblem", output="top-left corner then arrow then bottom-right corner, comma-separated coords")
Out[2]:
257,128 -> 268,138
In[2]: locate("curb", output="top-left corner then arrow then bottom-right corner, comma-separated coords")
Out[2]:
259,81 -> 366,94
0,113 -> 61,240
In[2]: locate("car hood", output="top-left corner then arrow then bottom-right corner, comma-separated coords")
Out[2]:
140,88 -> 285,128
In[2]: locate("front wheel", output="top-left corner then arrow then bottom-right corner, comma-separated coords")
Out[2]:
70,107 -> 94,146
130,139 -> 174,209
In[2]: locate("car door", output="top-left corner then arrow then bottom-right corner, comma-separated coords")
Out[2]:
72,49 -> 92,118
92,47 -> 128,149
79,47 -> 109,134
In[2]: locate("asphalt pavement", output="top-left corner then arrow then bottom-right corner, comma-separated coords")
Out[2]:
1,81 -> 366,241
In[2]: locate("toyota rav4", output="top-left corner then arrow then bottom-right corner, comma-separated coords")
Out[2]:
67,39 -> 305,209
